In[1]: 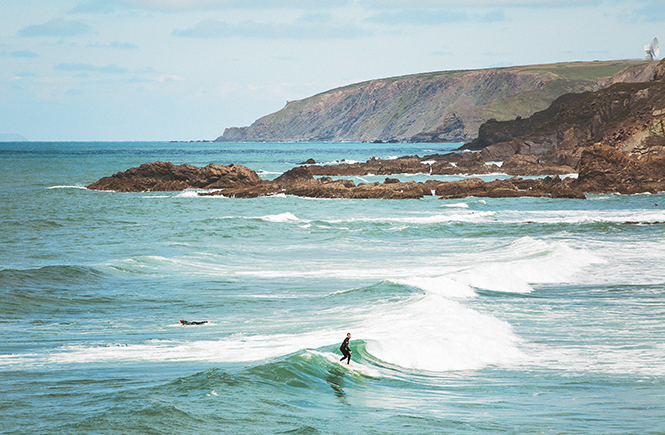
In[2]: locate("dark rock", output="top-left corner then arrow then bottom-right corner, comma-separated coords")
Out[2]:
434,176 -> 584,199
274,166 -> 314,188
652,58 -> 665,81
501,154 -> 575,176
308,155 -> 429,176
86,161 -> 261,192
573,143 -> 665,194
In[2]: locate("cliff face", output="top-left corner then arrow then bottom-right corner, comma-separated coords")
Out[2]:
468,58 -> 665,169
216,61 -> 652,143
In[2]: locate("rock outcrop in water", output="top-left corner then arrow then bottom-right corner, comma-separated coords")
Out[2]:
87,161 -> 585,199
215,61 -> 652,143
86,161 -> 262,192
574,143 -> 665,194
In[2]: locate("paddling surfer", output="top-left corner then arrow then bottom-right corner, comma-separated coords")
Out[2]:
339,333 -> 352,365
180,319 -> 209,325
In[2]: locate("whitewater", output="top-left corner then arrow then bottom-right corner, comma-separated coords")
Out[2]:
1,141 -> 664,434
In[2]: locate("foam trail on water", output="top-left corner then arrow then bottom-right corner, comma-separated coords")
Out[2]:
46,330 -> 343,365
325,211 -> 494,225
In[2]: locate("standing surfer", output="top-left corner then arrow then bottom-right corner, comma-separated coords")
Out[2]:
339,333 -> 352,365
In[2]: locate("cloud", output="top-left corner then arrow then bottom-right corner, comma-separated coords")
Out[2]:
295,12 -> 334,24
366,9 -> 469,25
0,50 -> 39,58
87,41 -> 139,49
154,75 -> 185,82
69,0 -> 119,14
478,9 -> 505,22
17,18 -> 93,38
54,63 -> 129,74
172,18 -> 369,39
70,0 -> 350,13
365,6 -> 507,25
360,0 -> 601,6
630,1 -> 665,22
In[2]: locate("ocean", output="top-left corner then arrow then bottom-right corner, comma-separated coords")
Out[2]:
1,141 -> 664,434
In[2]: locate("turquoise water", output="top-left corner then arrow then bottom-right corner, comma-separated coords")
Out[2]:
1,141 -> 665,434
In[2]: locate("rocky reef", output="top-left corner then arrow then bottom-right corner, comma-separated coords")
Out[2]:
86,138 -> 665,199
86,161 -> 262,192
87,161 -> 585,200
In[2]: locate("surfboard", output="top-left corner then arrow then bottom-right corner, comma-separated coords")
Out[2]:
313,350 -> 378,375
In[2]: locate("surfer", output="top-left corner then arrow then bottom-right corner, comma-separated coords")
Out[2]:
339,333 -> 352,365
180,319 -> 209,325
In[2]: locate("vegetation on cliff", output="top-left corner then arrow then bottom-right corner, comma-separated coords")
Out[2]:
216,60 -> 653,143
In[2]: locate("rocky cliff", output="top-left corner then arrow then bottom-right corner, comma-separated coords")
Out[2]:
463,58 -> 665,170
216,61 -> 653,143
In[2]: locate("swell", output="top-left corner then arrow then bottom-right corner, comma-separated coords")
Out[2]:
0,265 -> 111,314
0,265 -> 106,287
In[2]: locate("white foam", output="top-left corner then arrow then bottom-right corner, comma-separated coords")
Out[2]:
452,237 -> 604,293
47,185 -> 88,190
325,211 -> 494,225
260,212 -> 302,223
175,190 -> 202,198
504,209 -> 665,225
319,159 -> 359,165
392,276 -> 476,299
363,293 -> 524,372
46,330 -> 343,365
440,202 -> 469,208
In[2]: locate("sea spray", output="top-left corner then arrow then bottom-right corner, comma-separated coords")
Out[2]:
362,292 -> 523,372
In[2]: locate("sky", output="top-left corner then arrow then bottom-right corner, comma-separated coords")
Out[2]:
0,0 -> 663,141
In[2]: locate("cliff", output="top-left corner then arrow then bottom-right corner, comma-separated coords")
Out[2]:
464,58 -> 665,170
216,60 -> 653,143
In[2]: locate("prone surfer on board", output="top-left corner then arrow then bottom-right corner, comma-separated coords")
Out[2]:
339,333 -> 352,365
180,319 -> 209,325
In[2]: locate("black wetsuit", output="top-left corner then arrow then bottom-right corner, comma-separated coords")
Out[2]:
339,336 -> 351,364
181,320 -> 207,325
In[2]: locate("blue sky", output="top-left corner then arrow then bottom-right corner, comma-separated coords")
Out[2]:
0,0 -> 663,141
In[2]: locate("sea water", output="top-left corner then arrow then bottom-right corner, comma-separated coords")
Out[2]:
1,141 -> 664,434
